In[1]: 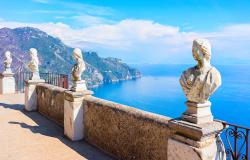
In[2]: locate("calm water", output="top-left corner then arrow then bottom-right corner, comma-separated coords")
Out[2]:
93,64 -> 250,127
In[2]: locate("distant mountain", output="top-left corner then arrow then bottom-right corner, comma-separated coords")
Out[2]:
0,27 -> 141,88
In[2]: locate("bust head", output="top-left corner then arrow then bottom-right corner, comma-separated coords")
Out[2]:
29,48 -> 38,59
28,48 -> 39,74
192,38 -> 211,62
5,51 -> 11,59
4,51 -> 12,72
72,48 -> 83,61
71,48 -> 85,82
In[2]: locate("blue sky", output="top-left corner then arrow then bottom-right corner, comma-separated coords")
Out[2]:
0,0 -> 250,64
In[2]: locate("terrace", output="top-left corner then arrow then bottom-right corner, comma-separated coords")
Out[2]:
0,93 -> 114,160
0,48 -> 249,160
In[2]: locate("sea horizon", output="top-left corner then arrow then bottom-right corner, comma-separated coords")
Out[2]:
93,64 -> 250,127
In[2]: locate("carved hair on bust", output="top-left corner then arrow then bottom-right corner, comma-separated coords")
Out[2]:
4,51 -> 12,72
29,48 -> 38,62
28,48 -> 39,73
72,48 -> 83,61
5,51 -> 11,59
71,48 -> 85,82
4,51 -> 12,64
192,38 -> 211,61
29,48 -> 38,58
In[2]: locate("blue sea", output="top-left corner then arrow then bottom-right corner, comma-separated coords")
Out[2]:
93,64 -> 250,127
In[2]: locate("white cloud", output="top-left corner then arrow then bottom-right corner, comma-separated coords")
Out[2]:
27,0 -> 116,18
58,1 -> 114,16
72,14 -> 115,27
30,1 -> 114,16
0,18 -> 249,64
30,10 -> 74,14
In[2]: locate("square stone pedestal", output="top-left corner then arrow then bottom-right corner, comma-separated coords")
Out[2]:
64,90 -> 93,141
182,101 -> 213,124
25,79 -> 45,111
70,80 -> 87,92
167,119 -> 226,160
0,72 -> 15,94
30,72 -> 41,80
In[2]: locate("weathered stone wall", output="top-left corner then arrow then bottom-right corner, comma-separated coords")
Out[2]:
83,96 -> 171,160
36,83 -> 66,126
35,84 -> 174,159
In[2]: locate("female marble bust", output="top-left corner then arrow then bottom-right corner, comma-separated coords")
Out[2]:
180,39 -> 222,103
4,51 -> 12,73
71,48 -> 86,81
28,48 -> 40,80
28,48 -> 39,73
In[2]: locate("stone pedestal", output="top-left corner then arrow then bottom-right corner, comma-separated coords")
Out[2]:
25,79 -> 45,111
5,68 -> 12,73
70,80 -> 87,92
64,90 -> 93,141
182,101 -> 213,124
31,72 -> 40,80
0,72 -> 15,94
167,119 -> 226,160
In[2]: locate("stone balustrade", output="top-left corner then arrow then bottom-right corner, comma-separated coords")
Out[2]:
84,96 -> 171,160
35,83 -> 171,159
36,83 -> 66,126
33,83 -> 225,160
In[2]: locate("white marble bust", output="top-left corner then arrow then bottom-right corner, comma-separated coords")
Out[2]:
71,48 -> 86,81
180,39 -> 222,103
28,48 -> 40,79
4,51 -> 12,73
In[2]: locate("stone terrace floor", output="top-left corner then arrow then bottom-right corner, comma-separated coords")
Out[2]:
0,93 -> 115,160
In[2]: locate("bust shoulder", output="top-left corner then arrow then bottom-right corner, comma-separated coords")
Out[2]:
207,67 -> 222,86
207,67 -> 221,81
210,66 -> 220,74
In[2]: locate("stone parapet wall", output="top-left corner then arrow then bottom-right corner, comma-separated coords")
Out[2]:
33,84 -> 223,160
36,83 -> 66,126
83,96 -> 171,160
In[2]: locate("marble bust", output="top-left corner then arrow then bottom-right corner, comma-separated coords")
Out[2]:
28,48 -> 40,80
180,38 -> 222,103
4,51 -> 12,73
71,48 -> 86,82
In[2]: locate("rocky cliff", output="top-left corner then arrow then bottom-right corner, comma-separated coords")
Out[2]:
0,27 -> 141,87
